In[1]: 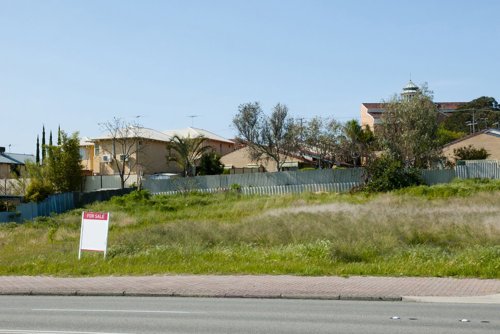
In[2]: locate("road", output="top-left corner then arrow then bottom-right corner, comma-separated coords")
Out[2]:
0,296 -> 498,334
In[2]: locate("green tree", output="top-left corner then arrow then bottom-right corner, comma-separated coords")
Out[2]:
24,161 -> 54,202
379,85 -> 440,168
453,145 -> 490,161
303,117 -> 343,168
36,135 -> 40,165
340,120 -> 376,167
166,135 -> 212,177
364,154 -> 422,192
198,152 -> 224,175
442,96 -> 500,133
45,131 -> 83,192
233,102 -> 299,171
24,130 -> 83,202
436,125 -> 466,147
57,125 -> 62,146
41,125 -> 46,164
49,131 -> 53,147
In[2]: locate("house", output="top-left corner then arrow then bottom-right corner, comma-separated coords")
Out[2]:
0,147 -> 34,179
361,80 -> 465,134
442,128 -> 500,163
163,127 -> 235,156
82,127 -> 235,177
220,146 -> 309,173
79,137 -> 95,176
88,127 -> 172,177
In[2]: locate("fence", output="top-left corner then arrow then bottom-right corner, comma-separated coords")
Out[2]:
421,169 -> 456,185
143,168 -> 365,194
0,188 -> 134,224
82,175 -> 137,192
143,161 -> 500,196
455,160 -> 500,179
0,178 -> 26,196
3,161 -> 500,223
0,175 -> 135,196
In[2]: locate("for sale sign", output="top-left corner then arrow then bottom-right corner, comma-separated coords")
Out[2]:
79,211 -> 110,259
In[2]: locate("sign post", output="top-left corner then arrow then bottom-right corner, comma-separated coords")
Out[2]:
79,211 -> 110,259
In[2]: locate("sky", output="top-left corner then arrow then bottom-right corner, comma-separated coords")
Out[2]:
1,0 -> 499,154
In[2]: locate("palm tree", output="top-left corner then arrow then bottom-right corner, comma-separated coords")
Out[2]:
166,135 -> 212,176
342,120 -> 375,166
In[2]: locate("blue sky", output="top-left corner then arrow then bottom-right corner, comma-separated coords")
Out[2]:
1,0 -> 499,154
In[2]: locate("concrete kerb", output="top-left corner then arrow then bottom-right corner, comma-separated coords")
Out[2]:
0,290 -> 403,301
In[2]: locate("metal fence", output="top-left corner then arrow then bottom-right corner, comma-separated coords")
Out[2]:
82,175 -> 136,192
0,175 -> 135,195
421,169 -> 456,185
0,188 -> 134,224
3,161 -> 500,223
144,161 -> 500,196
455,160 -> 500,179
143,168 -> 365,194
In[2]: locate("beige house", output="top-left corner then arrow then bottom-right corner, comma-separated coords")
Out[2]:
361,81 -> 464,134
81,127 -> 235,177
220,146 -> 308,173
164,127 -> 235,157
442,128 -> 500,163
87,127 -> 172,178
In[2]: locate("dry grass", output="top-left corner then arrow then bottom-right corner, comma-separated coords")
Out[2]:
0,181 -> 499,277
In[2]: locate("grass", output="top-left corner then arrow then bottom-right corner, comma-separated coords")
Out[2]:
0,179 -> 499,278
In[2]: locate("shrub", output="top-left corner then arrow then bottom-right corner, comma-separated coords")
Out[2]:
24,179 -> 55,202
364,154 -> 423,192
453,145 -> 490,161
197,152 -> 224,175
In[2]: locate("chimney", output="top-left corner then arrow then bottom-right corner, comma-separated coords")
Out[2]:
0,147 -> 5,154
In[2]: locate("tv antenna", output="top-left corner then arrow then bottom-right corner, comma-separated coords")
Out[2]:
187,115 -> 199,127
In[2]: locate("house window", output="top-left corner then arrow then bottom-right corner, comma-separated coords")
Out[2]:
94,144 -> 100,156
79,148 -> 88,160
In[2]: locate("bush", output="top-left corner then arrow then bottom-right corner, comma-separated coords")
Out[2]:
197,152 -> 224,175
24,179 -> 55,202
453,145 -> 490,161
364,155 -> 423,192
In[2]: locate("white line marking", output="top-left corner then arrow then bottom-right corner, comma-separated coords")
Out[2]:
32,308 -> 203,314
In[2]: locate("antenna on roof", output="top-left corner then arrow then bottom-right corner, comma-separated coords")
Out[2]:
187,115 -> 199,127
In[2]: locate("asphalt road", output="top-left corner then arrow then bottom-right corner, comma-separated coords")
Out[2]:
0,296 -> 498,334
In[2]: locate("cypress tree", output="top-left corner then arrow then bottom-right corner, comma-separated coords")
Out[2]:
41,125 -> 46,164
49,131 -> 53,147
57,125 -> 61,145
36,136 -> 40,165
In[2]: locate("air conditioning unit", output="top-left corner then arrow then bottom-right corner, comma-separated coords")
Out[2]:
101,154 -> 112,163
119,154 -> 129,162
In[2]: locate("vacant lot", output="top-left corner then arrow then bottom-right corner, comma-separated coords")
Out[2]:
0,179 -> 499,278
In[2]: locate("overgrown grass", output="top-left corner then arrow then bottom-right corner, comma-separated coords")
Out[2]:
0,180 -> 499,278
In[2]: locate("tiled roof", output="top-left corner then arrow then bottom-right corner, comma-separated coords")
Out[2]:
363,102 -> 465,118
362,102 -> 465,110
91,127 -> 172,143
361,103 -> 385,109
163,127 -> 234,144
435,102 -> 466,110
